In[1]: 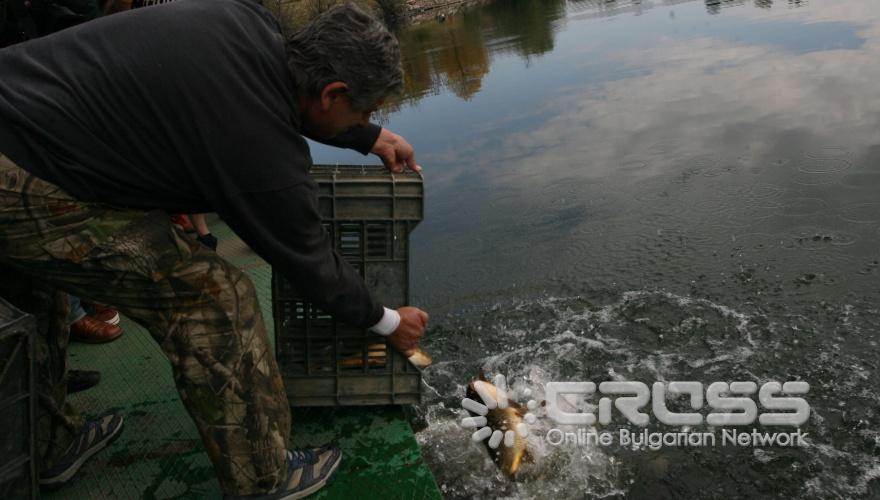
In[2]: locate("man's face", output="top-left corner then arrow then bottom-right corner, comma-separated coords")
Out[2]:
301,83 -> 381,139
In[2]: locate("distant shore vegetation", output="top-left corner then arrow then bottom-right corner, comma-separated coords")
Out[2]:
262,0 -> 408,33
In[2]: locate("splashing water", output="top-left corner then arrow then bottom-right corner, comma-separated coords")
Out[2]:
415,291 -> 880,499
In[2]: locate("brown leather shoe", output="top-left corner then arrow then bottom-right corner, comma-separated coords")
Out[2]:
71,315 -> 123,344
91,304 -> 120,325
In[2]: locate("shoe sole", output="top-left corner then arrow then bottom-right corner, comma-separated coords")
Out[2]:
39,417 -> 125,488
277,451 -> 342,500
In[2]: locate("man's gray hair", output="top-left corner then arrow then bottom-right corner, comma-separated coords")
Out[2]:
286,4 -> 404,111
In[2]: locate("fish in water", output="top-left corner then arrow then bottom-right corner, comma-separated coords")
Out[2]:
406,348 -> 433,369
463,373 -> 532,479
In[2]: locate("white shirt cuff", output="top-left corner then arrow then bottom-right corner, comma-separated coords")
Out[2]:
369,307 -> 400,336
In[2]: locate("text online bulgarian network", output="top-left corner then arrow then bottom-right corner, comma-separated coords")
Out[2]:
539,380 -> 811,450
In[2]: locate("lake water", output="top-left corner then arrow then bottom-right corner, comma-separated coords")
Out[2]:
310,0 -> 880,498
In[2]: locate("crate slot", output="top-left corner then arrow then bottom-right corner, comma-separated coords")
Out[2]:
367,343 -> 390,371
336,340 -> 388,372
278,339 -> 307,374
307,305 -> 334,328
307,339 -> 335,373
338,223 -> 362,257
366,223 -> 390,258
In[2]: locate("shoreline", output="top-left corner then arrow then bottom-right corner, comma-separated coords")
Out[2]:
405,0 -> 482,23
266,0 -> 488,32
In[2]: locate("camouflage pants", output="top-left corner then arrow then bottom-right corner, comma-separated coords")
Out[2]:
0,153 -> 290,495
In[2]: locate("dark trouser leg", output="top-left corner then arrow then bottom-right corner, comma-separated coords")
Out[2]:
0,154 -> 291,495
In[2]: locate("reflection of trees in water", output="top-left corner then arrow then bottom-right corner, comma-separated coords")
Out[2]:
398,14 -> 490,103
386,0 -> 564,110
483,0 -> 567,57
566,0 -> 650,18
385,0 -> 807,110
704,0 -> 745,15
705,0 -> 805,14
566,0 -> 805,18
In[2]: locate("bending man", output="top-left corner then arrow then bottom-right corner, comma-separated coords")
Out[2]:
0,1 -> 427,498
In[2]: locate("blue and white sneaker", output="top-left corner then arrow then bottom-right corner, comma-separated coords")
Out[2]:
39,412 -> 124,488
224,446 -> 343,500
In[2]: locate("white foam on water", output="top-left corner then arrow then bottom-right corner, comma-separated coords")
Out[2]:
803,442 -> 880,498
622,289 -> 756,345
417,290 -> 877,498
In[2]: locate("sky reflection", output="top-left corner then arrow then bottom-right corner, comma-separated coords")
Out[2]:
309,0 -> 880,311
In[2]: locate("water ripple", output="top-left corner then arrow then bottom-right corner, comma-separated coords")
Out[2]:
839,203 -> 880,224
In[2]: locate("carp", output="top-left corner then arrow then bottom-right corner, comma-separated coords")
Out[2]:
462,373 -> 533,479
406,348 -> 433,369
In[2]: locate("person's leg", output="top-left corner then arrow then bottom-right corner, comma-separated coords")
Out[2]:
0,154 -> 290,495
191,213 -> 219,251
191,213 -> 210,236
68,295 -> 86,324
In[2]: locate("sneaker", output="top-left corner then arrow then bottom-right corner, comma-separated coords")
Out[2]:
67,369 -> 101,394
223,446 -> 343,500
91,304 -> 120,325
70,315 -> 123,343
39,412 -> 124,488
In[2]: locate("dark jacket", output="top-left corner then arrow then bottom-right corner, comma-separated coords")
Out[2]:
0,0 -> 385,328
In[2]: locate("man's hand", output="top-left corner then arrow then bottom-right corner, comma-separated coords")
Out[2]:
387,306 -> 429,357
371,128 -> 421,173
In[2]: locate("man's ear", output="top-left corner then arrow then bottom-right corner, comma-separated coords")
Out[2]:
319,81 -> 349,111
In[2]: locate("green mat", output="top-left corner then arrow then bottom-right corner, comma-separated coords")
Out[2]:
43,218 -> 441,499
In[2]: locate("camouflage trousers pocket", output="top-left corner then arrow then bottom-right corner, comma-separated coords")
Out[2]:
41,209 -> 198,283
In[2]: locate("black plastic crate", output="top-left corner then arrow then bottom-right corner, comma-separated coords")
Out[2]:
0,297 -> 37,500
273,165 -> 423,406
